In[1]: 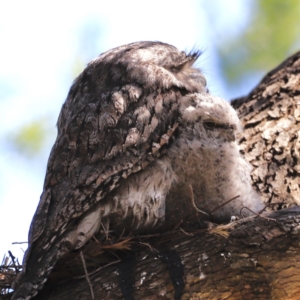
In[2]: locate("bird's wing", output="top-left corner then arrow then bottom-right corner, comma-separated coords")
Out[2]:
12,42 -> 206,300
28,41 -> 205,247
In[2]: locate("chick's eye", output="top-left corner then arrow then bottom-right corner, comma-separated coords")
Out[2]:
204,121 -> 216,129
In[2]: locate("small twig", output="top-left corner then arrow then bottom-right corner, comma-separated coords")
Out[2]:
240,206 -> 276,222
2,254 -> 8,266
211,195 -> 240,214
0,265 -> 23,270
135,232 -> 163,239
179,227 -> 194,236
139,241 -> 158,253
80,251 -> 95,300
8,251 -> 18,274
92,235 -> 101,243
101,238 -> 132,251
189,184 -> 209,216
240,206 -> 259,218
118,228 -> 126,240
100,222 -> 109,241
12,242 -> 28,245
75,259 -> 121,279
172,220 -> 183,231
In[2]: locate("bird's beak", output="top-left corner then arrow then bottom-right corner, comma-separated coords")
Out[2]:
224,129 -> 235,142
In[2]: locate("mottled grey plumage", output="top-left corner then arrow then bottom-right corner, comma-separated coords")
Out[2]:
12,41 -> 263,300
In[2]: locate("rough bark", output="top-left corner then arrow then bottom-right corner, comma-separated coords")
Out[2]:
232,51 -> 300,209
30,208 -> 300,300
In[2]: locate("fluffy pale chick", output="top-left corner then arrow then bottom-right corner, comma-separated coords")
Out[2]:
12,41 -> 263,300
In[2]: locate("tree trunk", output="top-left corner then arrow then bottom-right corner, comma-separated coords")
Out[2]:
231,50 -> 300,209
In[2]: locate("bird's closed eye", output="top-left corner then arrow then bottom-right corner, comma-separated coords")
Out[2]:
203,121 -> 216,129
204,121 -> 234,131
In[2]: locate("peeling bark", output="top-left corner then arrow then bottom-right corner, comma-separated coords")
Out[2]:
232,51 -> 300,209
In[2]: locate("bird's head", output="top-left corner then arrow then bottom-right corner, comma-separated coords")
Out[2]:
178,92 -> 241,145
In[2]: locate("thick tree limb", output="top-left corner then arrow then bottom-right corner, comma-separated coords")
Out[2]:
31,207 -> 300,299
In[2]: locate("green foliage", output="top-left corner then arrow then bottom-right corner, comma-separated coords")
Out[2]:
217,0 -> 300,84
7,119 -> 50,158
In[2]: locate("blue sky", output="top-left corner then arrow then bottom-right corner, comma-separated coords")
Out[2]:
0,0 -> 251,262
